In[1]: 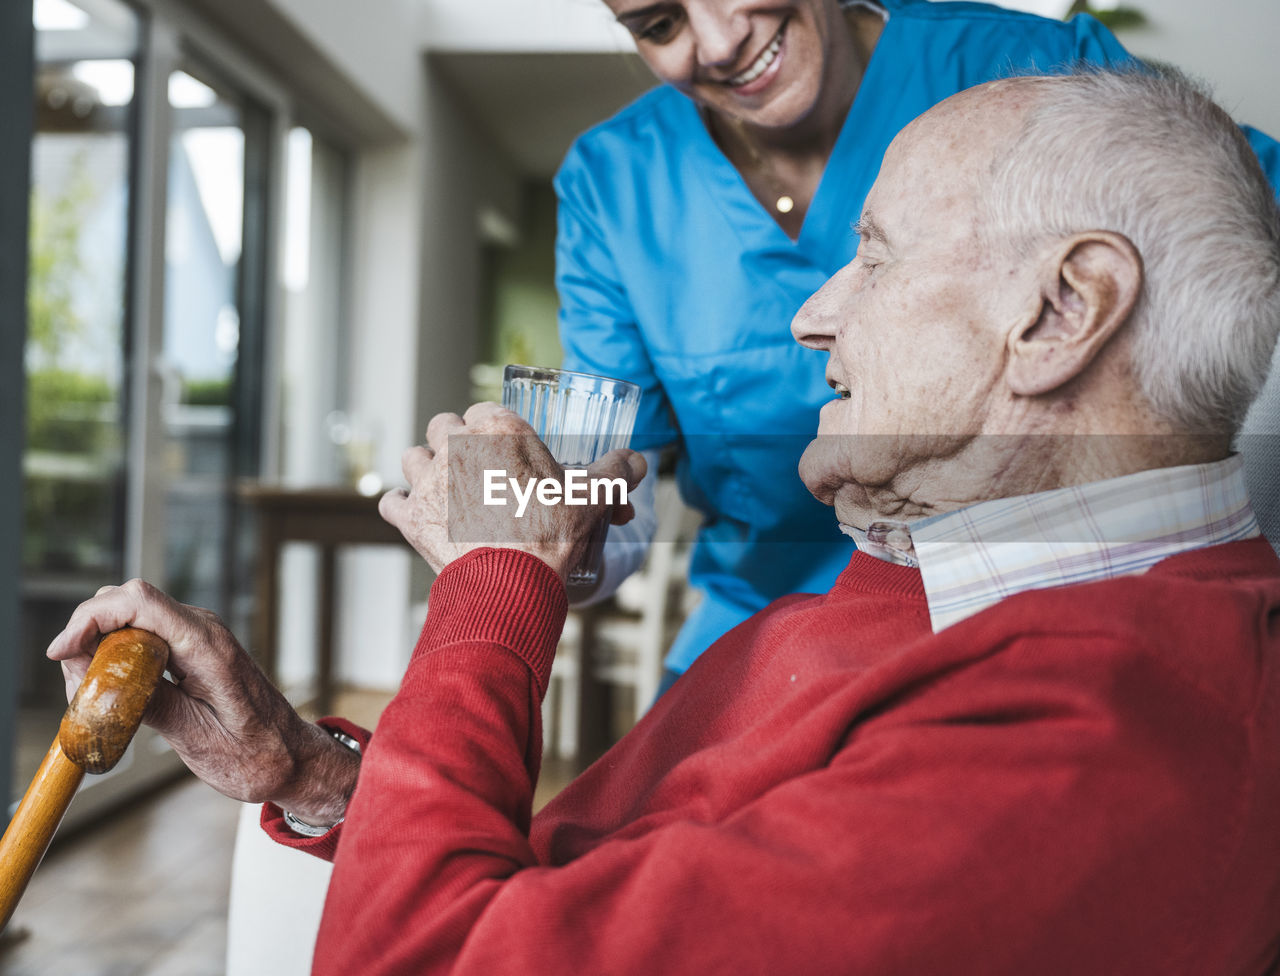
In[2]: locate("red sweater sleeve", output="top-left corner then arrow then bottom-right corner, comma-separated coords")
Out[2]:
310,549 -> 1263,974
313,547 -> 566,974
260,716 -> 372,862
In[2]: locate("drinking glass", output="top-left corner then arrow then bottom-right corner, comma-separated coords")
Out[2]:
501,365 -> 641,587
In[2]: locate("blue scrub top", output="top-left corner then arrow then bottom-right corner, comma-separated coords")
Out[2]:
554,0 -> 1274,673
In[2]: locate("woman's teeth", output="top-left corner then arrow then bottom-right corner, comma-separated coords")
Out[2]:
834,383 -> 851,400
728,29 -> 783,86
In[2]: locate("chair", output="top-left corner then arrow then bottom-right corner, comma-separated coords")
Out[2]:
225,802 -> 332,976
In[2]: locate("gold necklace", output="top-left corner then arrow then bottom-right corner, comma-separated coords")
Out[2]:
715,114 -> 797,216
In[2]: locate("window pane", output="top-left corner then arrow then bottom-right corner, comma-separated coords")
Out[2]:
161,62 -> 262,616
20,0 -> 138,792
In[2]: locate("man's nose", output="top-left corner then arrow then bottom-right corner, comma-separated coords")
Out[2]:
791,283 -> 842,351
687,1 -> 750,69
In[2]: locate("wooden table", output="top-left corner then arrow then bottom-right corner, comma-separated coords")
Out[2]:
238,484 -> 413,714
238,483 -> 622,766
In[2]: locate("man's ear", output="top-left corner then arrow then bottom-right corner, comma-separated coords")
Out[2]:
1006,231 -> 1142,396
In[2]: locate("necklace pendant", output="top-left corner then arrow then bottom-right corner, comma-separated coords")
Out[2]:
775,195 -> 795,214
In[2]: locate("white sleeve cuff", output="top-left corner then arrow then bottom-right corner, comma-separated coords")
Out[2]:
570,449 -> 661,607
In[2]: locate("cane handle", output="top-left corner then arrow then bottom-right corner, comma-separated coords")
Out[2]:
0,628 -> 170,930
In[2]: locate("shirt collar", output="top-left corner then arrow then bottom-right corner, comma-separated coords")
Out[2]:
840,455 -> 1260,633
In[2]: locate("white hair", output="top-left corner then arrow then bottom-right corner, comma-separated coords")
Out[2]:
984,66 -> 1280,434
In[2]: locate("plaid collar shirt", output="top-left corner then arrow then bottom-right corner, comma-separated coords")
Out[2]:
841,455 -> 1261,633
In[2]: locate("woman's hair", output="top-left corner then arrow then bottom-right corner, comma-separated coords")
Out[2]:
984,64 -> 1280,434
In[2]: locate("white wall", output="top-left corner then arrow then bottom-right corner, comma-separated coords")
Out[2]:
330,66 -> 525,688
414,61 -> 523,425
938,0 -> 1280,134
233,0 -> 429,690
276,133 -> 339,691
272,138 -> 426,693
331,64 -> 524,690
251,0 -> 531,692
264,0 -> 424,133
331,142 -> 425,689
1112,0 -> 1280,135
421,0 -> 635,52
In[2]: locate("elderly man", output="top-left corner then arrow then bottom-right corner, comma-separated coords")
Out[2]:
49,67 -> 1280,974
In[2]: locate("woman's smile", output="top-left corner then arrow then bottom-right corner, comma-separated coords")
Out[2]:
722,18 -> 788,94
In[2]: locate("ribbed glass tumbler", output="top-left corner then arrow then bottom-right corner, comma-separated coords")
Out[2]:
501,365 -> 641,587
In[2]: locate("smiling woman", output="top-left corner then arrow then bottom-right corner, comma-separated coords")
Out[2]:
553,0 -> 1198,687
607,0 -> 870,165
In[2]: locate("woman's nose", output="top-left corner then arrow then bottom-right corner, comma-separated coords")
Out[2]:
685,1 -> 751,69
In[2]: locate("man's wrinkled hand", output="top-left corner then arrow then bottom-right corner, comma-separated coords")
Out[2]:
46,580 -> 359,826
378,402 -> 646,581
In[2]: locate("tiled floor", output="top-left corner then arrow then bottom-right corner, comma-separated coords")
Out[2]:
1,687 -> 580,975
1,774 -> 240,976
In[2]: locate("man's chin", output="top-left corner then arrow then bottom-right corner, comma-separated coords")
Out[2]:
798,437 -> 899,513
831,491 -> 876,532
797,443 -> 840,508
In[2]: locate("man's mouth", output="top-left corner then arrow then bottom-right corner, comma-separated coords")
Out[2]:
831,381 -> 851,400
725,21 -> 786,87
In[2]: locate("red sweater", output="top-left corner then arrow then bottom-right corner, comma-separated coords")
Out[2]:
265,541 -> 1280,975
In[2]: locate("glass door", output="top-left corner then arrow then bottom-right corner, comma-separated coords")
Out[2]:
17,0 -> 141,810
159,61 -> 269,623
12,7 -> 276,823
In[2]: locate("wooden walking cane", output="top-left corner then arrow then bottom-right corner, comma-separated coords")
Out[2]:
0,628 -> 169,931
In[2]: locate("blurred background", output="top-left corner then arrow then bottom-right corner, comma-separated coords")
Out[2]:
0,0 -> 1277,972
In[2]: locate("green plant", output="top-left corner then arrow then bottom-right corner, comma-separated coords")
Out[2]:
27,153 -> 96,372
183,376 -> 234,406
26,369 -> 114,454
1066,1 -> 1149,30
23,150 -> 123,573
